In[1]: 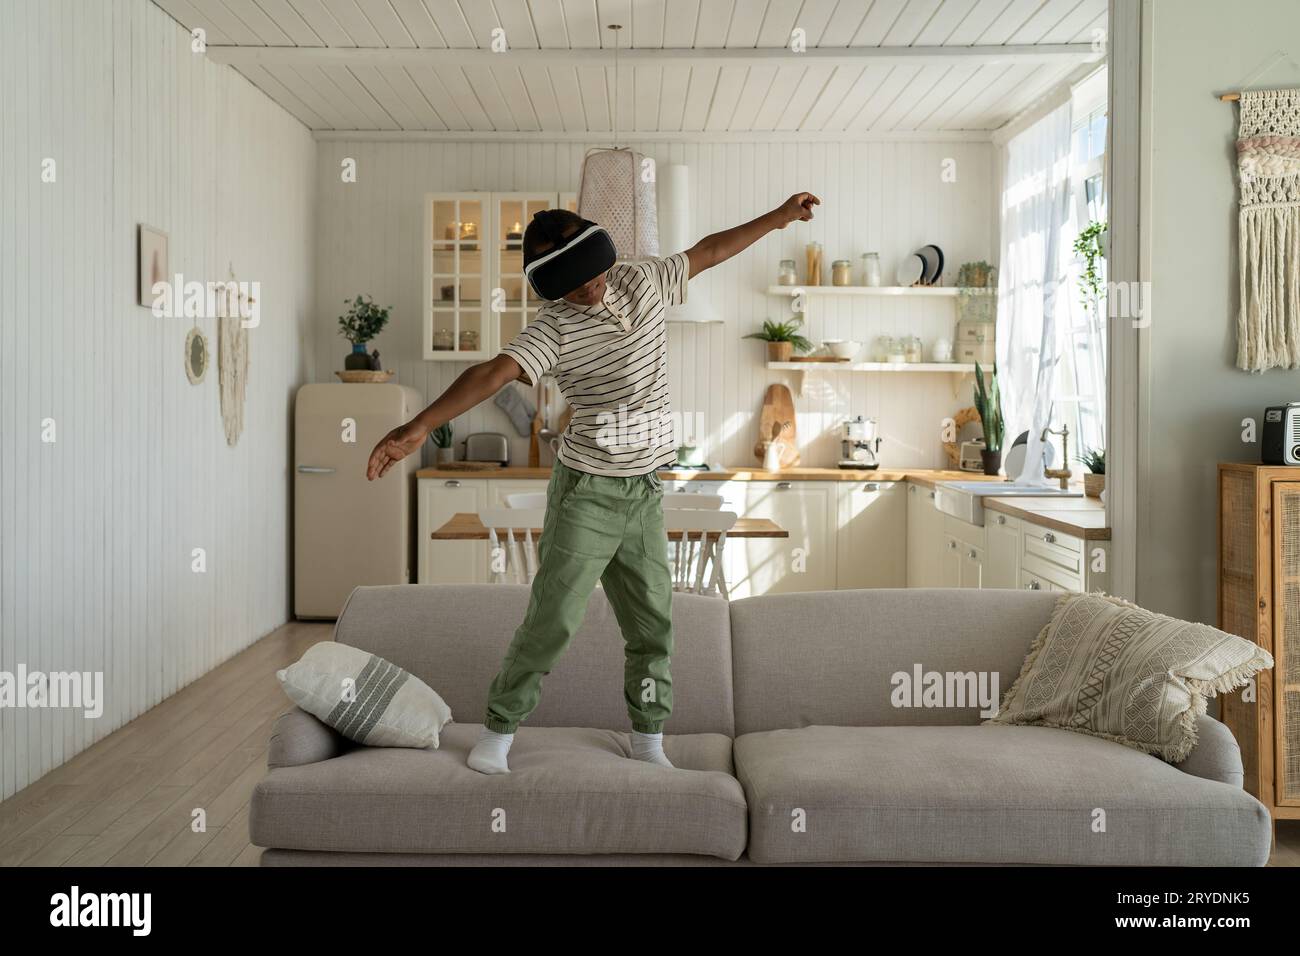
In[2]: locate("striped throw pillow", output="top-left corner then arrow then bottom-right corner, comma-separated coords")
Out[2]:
277,642 -> 452,749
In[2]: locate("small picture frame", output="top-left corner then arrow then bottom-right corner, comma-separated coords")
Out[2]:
138,225 -> 169,309
184,326 -> 209,385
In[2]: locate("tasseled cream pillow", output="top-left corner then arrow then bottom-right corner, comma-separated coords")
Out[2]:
987,593 -> 1272,762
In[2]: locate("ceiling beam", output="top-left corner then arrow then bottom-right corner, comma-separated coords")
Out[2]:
207,44 -> 1101,71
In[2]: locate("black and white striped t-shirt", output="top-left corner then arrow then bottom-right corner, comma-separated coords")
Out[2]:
501,252 -> 688,477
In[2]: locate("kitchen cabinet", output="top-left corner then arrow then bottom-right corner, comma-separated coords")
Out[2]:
906,482 -> 944,587
984,513 -> 1022,589
727,480 -> 838,598
941,515 -> 985,589
836,480 -> 907,590
423,192 -> 570,361
418,477 -> 488,584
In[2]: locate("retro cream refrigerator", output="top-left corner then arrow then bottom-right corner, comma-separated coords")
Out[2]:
294,382 -> 423,619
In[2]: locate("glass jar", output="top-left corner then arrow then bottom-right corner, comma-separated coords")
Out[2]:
874,335 -> 896,363
904,335 -> 924,363
832,259 -> 852,286
861,252 -> 882,288
778,259 -> 798,285
432,327 -> 454,351
459,329 -> 480,352
805,242 -> 822,286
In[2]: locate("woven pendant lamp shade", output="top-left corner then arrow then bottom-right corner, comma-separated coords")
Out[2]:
577,148 -> 659,261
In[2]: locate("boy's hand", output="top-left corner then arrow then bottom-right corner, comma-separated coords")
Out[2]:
773,192 -> 820,228
367,420 -> 429,480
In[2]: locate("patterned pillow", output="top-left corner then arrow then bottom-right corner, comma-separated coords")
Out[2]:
278,642 -> 452,749
987,593 -> 1272,762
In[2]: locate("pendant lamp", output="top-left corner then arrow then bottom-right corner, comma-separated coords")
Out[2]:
577,24 -> 658,260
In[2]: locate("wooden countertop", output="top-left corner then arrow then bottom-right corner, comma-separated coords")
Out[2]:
432,513 -> 788,540
415,465 -> 1006,484
983,495 -> 1110,540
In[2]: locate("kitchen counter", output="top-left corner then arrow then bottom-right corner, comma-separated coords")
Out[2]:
415,465 -> 1007,484
983,493 -> 1110,540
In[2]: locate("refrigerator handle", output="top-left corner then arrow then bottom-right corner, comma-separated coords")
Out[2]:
296,465 -> 336,474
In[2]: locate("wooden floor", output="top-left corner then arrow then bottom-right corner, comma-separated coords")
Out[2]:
1,618 -> 1298,867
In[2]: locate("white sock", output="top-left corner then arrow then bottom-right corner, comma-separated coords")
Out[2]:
630,731 -> 674,769
468,728 -> 513,774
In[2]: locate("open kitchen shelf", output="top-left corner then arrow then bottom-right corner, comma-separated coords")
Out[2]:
766,285 -> 960,297
769,360 -> 980,398
768,361 -> 975,373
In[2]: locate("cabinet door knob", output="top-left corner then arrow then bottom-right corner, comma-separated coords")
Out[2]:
968,549 -> 977,560
948,540 -> 957,550
996,515 -> 1006,525
1028,579 -> 1041,590
444,480 -> 462,488
909,484 -> 916,494
1044,531 -> 1056,544
864,482 -> 879,492
928,490 -> 936,499
776,481 -> 793,490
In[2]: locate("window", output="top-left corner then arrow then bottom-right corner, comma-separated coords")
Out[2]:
1056,99 -> 1108,460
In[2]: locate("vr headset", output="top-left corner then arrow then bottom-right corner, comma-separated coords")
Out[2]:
523,216 -> 617,301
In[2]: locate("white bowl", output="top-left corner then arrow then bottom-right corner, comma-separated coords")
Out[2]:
824,339 -> 860,360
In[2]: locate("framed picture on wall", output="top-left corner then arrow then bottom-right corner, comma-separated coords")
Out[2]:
138,224 -> 168,308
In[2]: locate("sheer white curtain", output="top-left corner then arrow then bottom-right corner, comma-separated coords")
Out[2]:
996,101 -> 1074,485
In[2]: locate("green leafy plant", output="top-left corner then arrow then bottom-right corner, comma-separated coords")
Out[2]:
1078,447 -> 1106,475
1073,221 -> 1107,319
956,260 -> 996,289
431,423 -> 453,449
743,318 -> 813,354
338,295 -> 391,345
973,362 -> 1004,453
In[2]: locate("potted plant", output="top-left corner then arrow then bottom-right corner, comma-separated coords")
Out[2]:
338,295 -> 391,370
743,318 -> 813,363
432,422 -> 455,465
1079,447 -> 1106,498
973,362 -> 1004,476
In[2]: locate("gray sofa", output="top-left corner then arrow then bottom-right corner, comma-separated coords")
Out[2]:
251,585 -> 1271,866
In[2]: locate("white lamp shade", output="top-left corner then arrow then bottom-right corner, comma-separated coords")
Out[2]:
577,147 -> 659,260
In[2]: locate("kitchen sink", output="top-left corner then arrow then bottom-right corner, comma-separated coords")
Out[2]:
933,480 -> 1083,526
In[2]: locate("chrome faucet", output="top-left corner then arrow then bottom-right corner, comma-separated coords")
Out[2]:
1041,423 -> 1072,490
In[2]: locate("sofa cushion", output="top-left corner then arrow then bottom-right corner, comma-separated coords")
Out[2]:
334,585 -> 735,736
251,723 -> 746,860
733,724 -> 1271,866
989,592 -> 1274,762
729,589 -> 1058,734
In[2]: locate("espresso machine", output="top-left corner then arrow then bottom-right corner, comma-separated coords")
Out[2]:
838,416 -> 881,470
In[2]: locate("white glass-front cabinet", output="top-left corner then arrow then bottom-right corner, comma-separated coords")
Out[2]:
424,191 -> 571,361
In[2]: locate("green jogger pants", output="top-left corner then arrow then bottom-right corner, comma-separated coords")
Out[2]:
483,461 -> 674,735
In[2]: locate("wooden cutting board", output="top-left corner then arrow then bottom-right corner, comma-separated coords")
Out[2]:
753,384 -> 801,468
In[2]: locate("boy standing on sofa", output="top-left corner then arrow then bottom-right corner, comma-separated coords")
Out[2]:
367,191 -> 819,773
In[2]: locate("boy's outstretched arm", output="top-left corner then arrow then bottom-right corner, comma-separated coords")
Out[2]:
684,191 -> 820,278
366,354 -> 525,480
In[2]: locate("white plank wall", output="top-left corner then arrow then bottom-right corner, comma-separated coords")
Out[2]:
311,138 -> 993,468
0,0 -> 316,801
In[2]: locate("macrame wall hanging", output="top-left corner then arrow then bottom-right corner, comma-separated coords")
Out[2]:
217,265 -> 252,446
1236,87 -> 1300,371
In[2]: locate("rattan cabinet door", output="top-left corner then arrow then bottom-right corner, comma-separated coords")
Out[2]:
1272,482 -> 1300,806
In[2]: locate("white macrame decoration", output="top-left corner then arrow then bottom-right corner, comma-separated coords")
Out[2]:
1236,88 -> 1300,371
218,272 -> 251,446
578,147 -> 659,260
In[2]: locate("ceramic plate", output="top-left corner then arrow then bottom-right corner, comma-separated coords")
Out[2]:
918,244 -> 945,285
896,254 -> 925,288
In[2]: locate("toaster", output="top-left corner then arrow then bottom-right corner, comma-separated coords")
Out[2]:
464,432 -> 510,465
1262,404 -> 1300,465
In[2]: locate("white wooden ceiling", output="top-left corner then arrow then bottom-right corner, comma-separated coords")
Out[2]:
153,1 -> 1107,135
